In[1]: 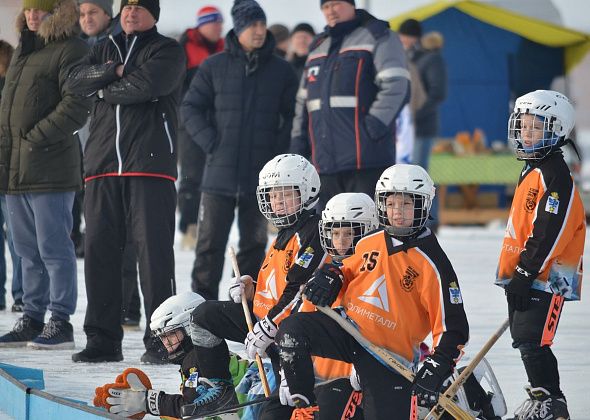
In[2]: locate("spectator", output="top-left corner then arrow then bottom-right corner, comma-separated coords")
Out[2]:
177,5 -> 224,251
68,0 -> 185,363
268,23 -> 290,58
77,0 -> 141,329
291,0 -> 409,211
181,0 -> 298,300
399,19 -> 447,230
0,0 -> 90,348
288,22 -> 315,81
0,40 -> 20,312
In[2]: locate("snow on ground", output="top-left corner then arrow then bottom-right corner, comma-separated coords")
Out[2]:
1,224 -> 589,419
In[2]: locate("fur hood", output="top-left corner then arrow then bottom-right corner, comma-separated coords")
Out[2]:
16,0 -> 79,43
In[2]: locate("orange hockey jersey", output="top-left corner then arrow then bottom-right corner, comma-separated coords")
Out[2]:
496,154 -> 585,301
253,212 -> 327,324
340,230 -> 469,363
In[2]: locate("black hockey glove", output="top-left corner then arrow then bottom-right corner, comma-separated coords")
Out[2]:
304,264 -> 344,307
505,265 -> 536,311
412,352 -> 454,408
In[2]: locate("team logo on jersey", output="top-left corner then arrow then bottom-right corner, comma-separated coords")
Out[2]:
258,270 -> 278,300
400,266 -> 419,292
307,66 -> 320,83
524,188 -> 539,213
448,281 -> 463,304
545,192 -> 560,214
295,246 -> 315,269
284,250 -> 294,273
184,369 -> 199,388
358,274 -> 390,312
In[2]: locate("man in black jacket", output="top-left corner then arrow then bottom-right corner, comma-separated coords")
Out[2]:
67,0 -> 186,363
181,0 -> 298,301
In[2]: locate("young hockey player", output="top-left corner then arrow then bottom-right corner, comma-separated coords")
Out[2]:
93,291 -> 249,418
279,192 -> 379,419
276,164 -> 469,419
497,90 -> 584,420
183,154 -> 326,419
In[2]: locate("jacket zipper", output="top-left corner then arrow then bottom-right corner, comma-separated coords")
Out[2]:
110,35 -> 137,175
162,113 -> 173,154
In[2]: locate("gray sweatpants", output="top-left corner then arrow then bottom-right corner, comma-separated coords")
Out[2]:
6,192 -> 77,322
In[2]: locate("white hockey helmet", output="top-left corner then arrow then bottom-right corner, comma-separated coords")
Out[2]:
508,90 -> 575,160
375,164 -> 435,237
319,193 -> 378,261
257,154 -> 320,228
150,291 -> 205,363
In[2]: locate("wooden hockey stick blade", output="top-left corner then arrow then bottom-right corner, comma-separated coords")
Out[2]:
182,395 -> 279,419
228,246 -> 271,397
424,318 -> 510,420
315,305 -> 473,420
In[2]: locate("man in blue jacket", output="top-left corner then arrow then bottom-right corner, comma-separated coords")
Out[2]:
290,0 -> 409,210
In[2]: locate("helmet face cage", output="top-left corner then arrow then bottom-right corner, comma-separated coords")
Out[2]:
376,191 -> 431,237
257,185 -> 303,228
508,111 -> 560,160
153,322 -> 192,363
319,221 -> 365,262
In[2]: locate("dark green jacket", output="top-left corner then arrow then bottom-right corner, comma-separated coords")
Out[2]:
0,0 -> 90,194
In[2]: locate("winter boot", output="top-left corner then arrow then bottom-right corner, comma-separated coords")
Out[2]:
0,315 -> 44,347
180,378 -> 238,418
72,347 -> 123,363
28,317 -> 75,349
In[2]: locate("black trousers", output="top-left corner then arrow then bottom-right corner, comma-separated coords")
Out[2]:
277,311 -> 411,420
509,289 -> 565,396
121,235 -> 140,320
318,167 -> 387,212
83,176 -> 176,351
177,127 -> 206,233
191,192 -> 267,300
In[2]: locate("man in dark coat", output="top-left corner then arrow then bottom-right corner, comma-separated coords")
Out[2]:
177,5 -> 224,251
67,0 -> 186,363
181,0 -> 298,300
0,0 -> 90,349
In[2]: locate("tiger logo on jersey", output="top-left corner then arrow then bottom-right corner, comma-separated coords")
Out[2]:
283,250 -> 293,273
524,188 -> 538,213
400,266 -> 418,292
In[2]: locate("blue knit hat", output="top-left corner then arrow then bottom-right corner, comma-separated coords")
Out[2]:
231,0 -> 266,36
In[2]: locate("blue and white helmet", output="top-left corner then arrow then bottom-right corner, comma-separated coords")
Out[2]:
508,90 -> 575,160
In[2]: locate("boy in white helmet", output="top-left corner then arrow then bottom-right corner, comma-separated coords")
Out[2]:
277,192 -> 379,419
497,90 -> 585,420
277,164 -> 469,419
93,291 -> 247,418
184,154 -> 326,419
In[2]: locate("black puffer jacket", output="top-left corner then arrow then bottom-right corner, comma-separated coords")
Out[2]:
181,30 -> 298,197
67,27 -> 185,181
0,0 -> 90,194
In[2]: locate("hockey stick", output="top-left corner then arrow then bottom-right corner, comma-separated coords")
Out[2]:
424,318 -> 510,420
315,305 -> 473,420
228,246 -> 271,397
182,395 -> 279,419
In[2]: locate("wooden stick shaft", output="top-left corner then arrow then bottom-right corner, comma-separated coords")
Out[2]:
315,305 -> 473,420
425,318 -> 510,420
228,246 -> 271,397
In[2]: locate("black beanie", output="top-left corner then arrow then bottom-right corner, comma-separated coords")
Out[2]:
120,0 -> 160,21
320,0 -> 355,6
231,0 -> 267,36
292,22 -> 316,37
399,18 -> 422,37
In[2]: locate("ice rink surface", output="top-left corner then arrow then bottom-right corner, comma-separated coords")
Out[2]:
1,225 -> 589,419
